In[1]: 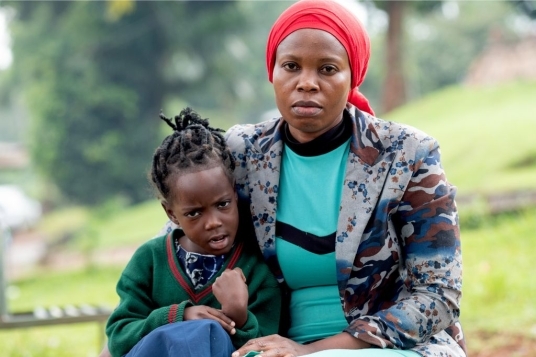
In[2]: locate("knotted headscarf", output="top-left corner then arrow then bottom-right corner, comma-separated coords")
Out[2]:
266,0 -> 374,116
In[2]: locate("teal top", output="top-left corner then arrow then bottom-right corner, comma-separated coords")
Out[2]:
276,139 -> 350,343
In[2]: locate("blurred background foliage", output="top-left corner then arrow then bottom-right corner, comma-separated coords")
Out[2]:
0,0 -> 534,207
0,0 -> 536,356
1,0 -> 290,205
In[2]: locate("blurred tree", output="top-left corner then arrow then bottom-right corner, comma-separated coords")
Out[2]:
3,0 -> 527,207
365,0 -> 529,114
1,0 -> 252,205
228,0 -> 290,120
5,1 -> 164,205
514,0 -> 536,18
405,0 -> 523,99
158,1 -> 289,122
370,0 -> 442,114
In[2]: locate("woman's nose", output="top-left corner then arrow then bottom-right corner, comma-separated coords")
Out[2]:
297,69 -> 319,92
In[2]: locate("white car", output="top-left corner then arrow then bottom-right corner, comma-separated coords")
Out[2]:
0,185 -> 42,232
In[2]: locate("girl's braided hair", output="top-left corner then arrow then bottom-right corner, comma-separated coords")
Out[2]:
150,107 -> 235,203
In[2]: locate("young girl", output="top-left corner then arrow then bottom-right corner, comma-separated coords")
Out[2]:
105,108 -> 281,357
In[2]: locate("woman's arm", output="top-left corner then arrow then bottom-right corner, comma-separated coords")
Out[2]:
345,139 -> 462,349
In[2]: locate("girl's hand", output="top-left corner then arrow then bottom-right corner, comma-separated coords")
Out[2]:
212,268 -> 248,327
183,305 -> 236,335
232,335 -> 313,357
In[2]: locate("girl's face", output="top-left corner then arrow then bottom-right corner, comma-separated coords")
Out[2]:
273,28 -> 352,143
162,166 -> 239,255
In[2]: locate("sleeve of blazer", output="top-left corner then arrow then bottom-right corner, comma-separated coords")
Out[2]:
225,123 -> 252,201
345,138 -> 462,350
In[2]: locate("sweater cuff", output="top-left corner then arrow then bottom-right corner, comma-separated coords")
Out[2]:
232,311 -> 259,346
165,300 -> 193,324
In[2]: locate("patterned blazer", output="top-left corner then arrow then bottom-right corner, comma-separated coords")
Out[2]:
224,106 -> 466,357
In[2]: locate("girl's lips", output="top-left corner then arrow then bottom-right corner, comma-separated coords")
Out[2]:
292,106 -> 322,116
208,235 -> 229,250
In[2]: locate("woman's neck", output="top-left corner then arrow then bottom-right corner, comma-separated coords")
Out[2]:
283,110 -> 352,157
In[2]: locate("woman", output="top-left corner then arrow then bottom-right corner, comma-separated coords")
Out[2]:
226,1 -> 465,356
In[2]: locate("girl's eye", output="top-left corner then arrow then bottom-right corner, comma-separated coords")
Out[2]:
218,201 -> 231,208
283,62 -> 299,71
185,211 -> 200,218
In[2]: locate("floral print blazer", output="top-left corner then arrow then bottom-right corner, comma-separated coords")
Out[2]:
224,106 -> 466,357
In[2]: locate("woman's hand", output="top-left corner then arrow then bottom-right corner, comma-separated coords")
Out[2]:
232,332 -> 372,356
232,335 -> 314,357
183,305 -> 236,335
212,267 -> 249,327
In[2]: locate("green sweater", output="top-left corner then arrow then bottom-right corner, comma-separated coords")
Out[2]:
106,231 -> 281,357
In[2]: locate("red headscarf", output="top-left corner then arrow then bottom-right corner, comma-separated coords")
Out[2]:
266,0 -> 374,116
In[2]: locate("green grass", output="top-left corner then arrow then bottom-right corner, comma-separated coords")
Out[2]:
385,81 -> 536,196
1,267 -> 122,357
38,206 -> 90,244
1,324 -> 106,357
80,200 -> 166,250
2,207 -> 535,355
38,199 -> 166,252
460,207 -> 536,334
7,267 -> 121,312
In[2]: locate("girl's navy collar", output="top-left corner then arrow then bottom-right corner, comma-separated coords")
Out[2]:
173,232 -> 228,290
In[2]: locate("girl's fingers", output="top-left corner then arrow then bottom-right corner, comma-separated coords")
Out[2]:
206,307 -> 236,333
233,267 -> 247,282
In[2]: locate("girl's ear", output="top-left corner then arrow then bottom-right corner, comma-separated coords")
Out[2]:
161,202 -> 179,225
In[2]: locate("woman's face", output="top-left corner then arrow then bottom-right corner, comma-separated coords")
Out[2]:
273,28 -> 352,143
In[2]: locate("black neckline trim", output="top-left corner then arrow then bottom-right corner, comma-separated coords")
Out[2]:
282,110 -> 352,157
276,221 -> 335,255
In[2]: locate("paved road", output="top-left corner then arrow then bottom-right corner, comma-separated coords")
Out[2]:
2,229 -> 135,281
2,230 -> 47,280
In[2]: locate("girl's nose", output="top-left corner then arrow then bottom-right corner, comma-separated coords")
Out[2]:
205,212 -> 223,230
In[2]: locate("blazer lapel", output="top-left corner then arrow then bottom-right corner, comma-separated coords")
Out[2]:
246,120 -> 284,259
335,109 -> 395,288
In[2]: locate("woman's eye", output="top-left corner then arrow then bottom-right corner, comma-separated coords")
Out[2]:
321,65 -> 337,74
283,62 -> 299,71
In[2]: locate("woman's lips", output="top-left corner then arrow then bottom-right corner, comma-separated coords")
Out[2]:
291,100 -> 322,116
291,106 -> 322,116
